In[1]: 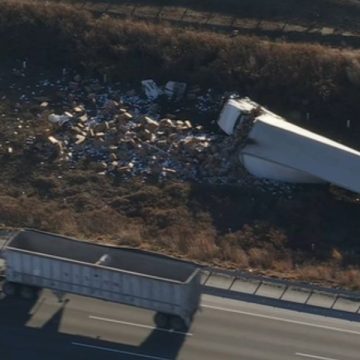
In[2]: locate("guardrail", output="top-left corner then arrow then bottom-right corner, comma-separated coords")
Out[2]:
202,267 -> 360,315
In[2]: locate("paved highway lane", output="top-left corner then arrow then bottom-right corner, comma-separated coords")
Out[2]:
0,291 -> 360,359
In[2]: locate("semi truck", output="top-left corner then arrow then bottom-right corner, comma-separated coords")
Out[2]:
0,229 -> 201,330
218,97 -> 360,193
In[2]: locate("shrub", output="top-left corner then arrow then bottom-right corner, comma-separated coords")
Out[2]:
248,247 -> 273,268
187,229 -> 219,260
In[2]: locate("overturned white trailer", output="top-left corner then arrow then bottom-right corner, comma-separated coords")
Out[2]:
218,98 -> 360,193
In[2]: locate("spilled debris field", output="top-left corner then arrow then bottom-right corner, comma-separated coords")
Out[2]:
1,0 -> 360,289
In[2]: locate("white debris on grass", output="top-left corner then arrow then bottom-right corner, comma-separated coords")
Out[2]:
48,113 -> 71,126
2,69 -> 295,195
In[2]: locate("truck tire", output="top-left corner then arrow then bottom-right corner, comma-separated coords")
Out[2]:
154,312 -> 169,328
169,315 -> 187,331
2,281 -> 17,296
20,285 -> 36,300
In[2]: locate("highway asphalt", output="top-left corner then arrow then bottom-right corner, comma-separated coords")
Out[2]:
0,290 -> 359,359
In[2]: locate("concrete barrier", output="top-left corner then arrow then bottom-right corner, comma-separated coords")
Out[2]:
203,268 -> 360,315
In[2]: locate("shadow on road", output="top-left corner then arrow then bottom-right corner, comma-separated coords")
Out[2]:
0,294 -> 187,360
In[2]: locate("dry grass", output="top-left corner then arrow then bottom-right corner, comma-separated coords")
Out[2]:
297,265 -> 360,290
0,1 -> 360,289
1,1 -> 360,145
0,172 -> 360,288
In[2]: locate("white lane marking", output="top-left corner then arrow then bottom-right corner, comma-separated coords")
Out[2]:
72,342 -> 170,360
295,352 -> 340,360
202,304 -> 360,335
89,315 -> 193,336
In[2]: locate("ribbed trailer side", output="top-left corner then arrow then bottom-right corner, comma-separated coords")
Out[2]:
2,229 -> 201,329
243,114 -> 360,192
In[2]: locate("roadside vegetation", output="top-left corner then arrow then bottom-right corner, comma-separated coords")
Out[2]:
2,0 -> 360,145
1,0 -> 360,289
65,0 -> 360,31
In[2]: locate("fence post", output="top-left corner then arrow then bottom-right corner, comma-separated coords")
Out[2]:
228,277 -> 237,291
304,290 -> 313,305
202,270 -> 211,286
330,294 -> 339,309
253,281 -> 263,295
279,285 -> 289,300
281,22 -> 288,33
356,302 -> 360,314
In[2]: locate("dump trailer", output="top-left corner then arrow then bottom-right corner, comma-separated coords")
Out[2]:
218,97 -> 360,192
0,229 -> 201,330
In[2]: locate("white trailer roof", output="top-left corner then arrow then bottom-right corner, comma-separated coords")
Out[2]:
242,114 -> 360,193
7,229 -> 198,283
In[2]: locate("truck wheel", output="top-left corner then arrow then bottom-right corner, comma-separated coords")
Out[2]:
154,312 -> 169,328
20,285 -> 36,300
169,315 -> 187,331
2,282 -> 17,296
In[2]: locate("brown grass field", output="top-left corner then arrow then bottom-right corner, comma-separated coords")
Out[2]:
1,0 -> 360,289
